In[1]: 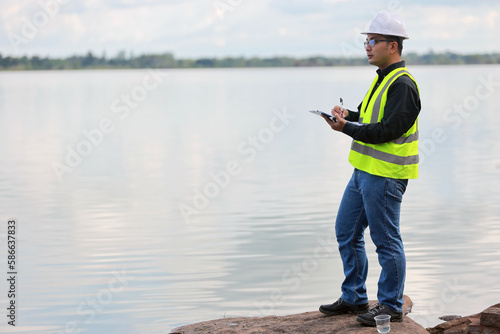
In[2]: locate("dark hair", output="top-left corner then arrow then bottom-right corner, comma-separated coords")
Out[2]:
384,35 -> 403,55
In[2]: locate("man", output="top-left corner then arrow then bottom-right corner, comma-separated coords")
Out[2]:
318,12 -> 421,326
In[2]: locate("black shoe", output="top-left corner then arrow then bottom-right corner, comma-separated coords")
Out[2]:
319,298 -> 369,316
356,303 -> 403,326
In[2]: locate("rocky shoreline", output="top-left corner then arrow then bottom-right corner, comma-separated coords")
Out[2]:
172,296 -> 500,334
427,303 -> 500,334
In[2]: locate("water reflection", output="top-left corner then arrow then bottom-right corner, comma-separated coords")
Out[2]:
0,66 -> 499,333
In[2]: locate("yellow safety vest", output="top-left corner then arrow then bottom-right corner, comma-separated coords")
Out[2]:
348,67 -> 419,179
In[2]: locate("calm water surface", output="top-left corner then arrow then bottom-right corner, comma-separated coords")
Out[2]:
0,65 -> 499,333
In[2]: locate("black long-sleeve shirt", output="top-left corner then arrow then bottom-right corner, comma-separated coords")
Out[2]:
342,61 -> 421,144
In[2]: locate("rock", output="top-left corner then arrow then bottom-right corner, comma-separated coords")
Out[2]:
172,312 -> 427,334
427,317 -> 470,334
172,295 -> 428,334
481,304 -> 500,328
442,322 -> 469,334
429,303 -> 500,334
469,315 -> 500,334
439,315 -> 463,321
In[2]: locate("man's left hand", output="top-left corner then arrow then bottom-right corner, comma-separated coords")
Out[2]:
321,107 -> 346,132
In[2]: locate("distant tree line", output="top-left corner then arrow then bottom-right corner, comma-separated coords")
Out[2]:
1,50 -> 499,70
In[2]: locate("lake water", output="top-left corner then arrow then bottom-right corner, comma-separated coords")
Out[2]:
0,65 -> 499,333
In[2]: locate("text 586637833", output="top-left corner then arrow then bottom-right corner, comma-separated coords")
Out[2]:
6,219 -> 17,326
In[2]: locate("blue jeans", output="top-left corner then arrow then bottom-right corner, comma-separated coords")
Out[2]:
336,169 -> 407,313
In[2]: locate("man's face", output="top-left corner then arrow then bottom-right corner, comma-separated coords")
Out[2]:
364,34 -> 392,68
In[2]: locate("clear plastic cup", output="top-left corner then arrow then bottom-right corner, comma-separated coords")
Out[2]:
374,314 -> 391,333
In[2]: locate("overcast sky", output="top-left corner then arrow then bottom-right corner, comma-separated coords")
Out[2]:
1,0 -> 499,59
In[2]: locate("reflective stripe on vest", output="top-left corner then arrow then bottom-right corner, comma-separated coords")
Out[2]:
349,67 -> 419,179
351,141 -> 419,165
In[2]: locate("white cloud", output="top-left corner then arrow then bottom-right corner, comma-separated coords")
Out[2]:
404,3 -> 500,54
486,10 -> 498,29
0,0 -> 499,57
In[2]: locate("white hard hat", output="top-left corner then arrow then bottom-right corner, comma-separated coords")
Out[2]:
361,12 -> 409,39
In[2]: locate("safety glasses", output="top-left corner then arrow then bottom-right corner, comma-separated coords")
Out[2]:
364,39 -> 390,48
